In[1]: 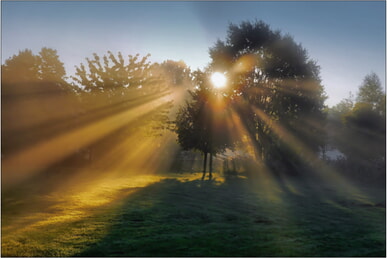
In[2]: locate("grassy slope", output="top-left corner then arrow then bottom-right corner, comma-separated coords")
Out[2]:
2,171 -> 385,257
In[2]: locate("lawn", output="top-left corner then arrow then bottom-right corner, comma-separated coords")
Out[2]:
2,169 -> 385,257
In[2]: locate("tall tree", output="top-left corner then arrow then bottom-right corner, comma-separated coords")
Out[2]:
209,20 -> 326,168
357,72 -> 385,117
343,102 -> 385,132
38,47 -> 66,83
327,74 -> 385,184
175,70 -> 233,179
342,73 -> 385,132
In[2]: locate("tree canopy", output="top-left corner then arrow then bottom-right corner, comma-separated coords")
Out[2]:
175,70 -> 234,178
356,72 -> 385,117
71,52 -> 162,95
208,20 -> 326,168
339,73 -> 386,133
2,49 -> 40,84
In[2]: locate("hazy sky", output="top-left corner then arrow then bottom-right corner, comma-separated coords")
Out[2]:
2,1 -> 385,106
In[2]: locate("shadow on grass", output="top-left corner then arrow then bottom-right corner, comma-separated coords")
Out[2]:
76,172 -> 385,257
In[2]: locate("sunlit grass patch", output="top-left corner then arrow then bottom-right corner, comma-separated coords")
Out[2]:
2,172 -> 385,257
77,175 -> 385,256
1,174 -> 168,256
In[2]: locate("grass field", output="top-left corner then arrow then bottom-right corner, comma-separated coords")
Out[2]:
2,168 -> 385,257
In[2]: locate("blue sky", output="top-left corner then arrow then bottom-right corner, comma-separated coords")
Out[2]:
2,1 -> 385,106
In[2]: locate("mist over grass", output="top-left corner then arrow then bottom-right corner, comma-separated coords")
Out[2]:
2,166 -> 385,257
2,19 -> 385,257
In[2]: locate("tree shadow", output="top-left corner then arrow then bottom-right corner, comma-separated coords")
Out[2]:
253,162 -> 386,257
75,170 -> 385,257
3,155 -> 384,256
76,177 -> 272,256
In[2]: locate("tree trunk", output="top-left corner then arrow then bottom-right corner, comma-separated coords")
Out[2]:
202,152 -> 208,180
209,152 -> 213,179
231,158 -> 236,172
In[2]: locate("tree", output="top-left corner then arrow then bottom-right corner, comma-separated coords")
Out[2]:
2,49 -> 40,84
71,51 -> 162,97
326,74 -> 385,185
343,102 -> 385,133
328,92 -> 355,127
357,72 -> 385,117
1,48 -> 81,157
331,92 -> 354,115
357,73 -> 383,105
341,73 -> 385,133
2,47 -> 67,85
208,20 -> 326,169
38,47 -> 66,83
158,60 -> 192,87
175,70 -> 233,179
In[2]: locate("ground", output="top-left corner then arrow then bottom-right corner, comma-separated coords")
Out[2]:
2,169 -> 385,257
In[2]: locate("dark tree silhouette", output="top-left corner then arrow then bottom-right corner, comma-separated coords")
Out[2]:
356,72 -> 385,117
343,102 -> 385,132
209,20 -> 326,169
1,48 -> 81,156
175,70 -> 233,179
327,73 -> 385,185
38,47 -> 66,83
2,49 -> 40,84
2,48 -> 67,85
342,73 -> 385,133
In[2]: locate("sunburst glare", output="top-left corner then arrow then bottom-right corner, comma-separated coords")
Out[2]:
211,72 -> 227,88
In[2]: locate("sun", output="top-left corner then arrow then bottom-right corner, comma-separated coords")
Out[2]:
211,72 -> 227,88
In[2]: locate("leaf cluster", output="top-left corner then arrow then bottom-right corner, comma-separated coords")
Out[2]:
209,20 -> 327,162
2,48 -> 66,85
175,71 -> 234,155
71,52 -> 160,94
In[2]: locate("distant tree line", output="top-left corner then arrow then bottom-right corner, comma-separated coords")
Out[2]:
1,48 -> 192,173
326,72 -> 385,185
2,20 -> 385,185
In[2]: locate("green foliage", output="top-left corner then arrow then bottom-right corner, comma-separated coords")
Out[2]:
330,73 -> 385,133
209,20 -> 327,166
1,48 -> 82,157
175,69 -> 235,177
357,73 -> 384,111
38,47 -> 66,83
145,100 -> 175,137
329,92 -> 354,121
2,49 -> 40,83
157,60 -> 192,87
1,47 -> 74,99
343,102 -> 385,133
175,70 -> 234,156
71,52 -> 163,96
352,73 -> 386,126
326,74 -> 385,185
2,48 -> 67,84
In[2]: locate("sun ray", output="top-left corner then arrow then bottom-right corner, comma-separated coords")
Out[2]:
250,105 -> 370,201
2,88 -> 184,188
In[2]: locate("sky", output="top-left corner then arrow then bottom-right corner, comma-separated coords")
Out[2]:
2,1 -> 386,106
